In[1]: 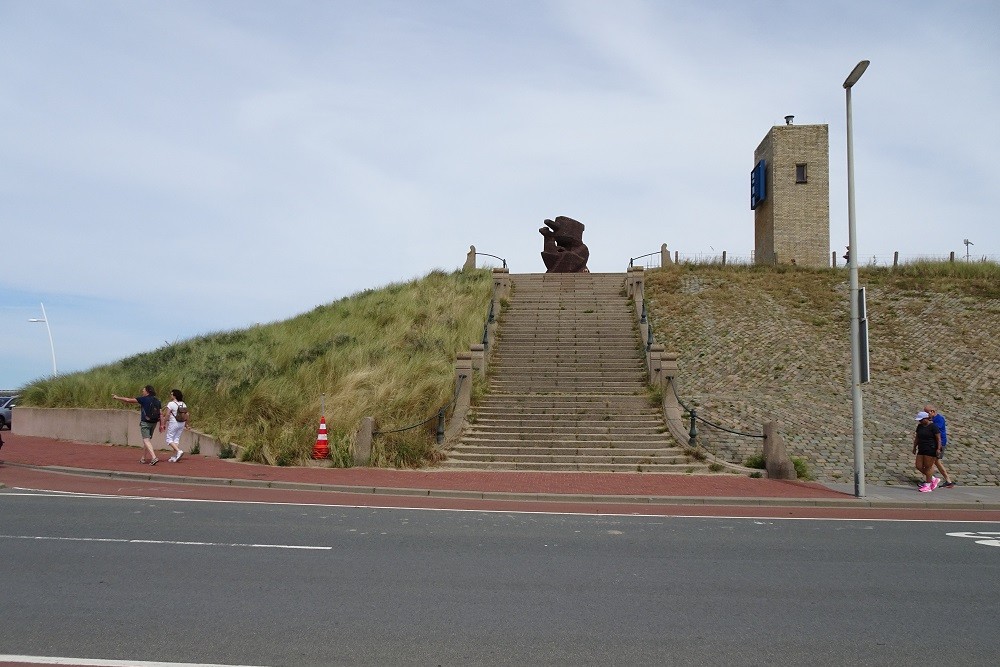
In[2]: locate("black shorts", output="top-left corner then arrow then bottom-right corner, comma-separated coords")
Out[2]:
917,446 -> 939,458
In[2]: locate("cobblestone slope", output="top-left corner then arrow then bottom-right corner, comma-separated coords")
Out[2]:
644,265 -> 1000,486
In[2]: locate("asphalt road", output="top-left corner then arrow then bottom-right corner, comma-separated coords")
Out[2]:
2,491 -> 999,666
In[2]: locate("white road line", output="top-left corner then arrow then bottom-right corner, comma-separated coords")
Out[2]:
946,531 -> 1000,546
4,489 -> 1000,524
0,535 -> 331,550
0,656 -> 267,667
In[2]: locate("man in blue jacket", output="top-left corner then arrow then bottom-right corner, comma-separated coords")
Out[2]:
925,404 -> 955,488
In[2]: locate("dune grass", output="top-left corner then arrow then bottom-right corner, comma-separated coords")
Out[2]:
20,269 -> 493,466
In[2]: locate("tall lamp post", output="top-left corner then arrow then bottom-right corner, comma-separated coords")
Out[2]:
844,59 -> 869,498
28,302 -> 58,377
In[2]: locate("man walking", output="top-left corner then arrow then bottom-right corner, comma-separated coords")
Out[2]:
925,404 -> 955,487
113,385 -> 162,465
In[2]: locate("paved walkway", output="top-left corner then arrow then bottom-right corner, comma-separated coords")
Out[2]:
3,433 -> 999,513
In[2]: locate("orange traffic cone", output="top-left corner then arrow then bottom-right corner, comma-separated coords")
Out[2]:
312,416 -> 330,459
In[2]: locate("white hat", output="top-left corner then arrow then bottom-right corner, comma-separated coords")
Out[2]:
915,411 -> 930,421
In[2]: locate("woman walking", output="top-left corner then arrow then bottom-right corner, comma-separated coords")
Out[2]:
162,388 -> 189,462
913,410 -> 942,492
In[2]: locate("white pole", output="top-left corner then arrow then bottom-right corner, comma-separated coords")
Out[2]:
844,60 -> 869,498
29,302 -> 58,377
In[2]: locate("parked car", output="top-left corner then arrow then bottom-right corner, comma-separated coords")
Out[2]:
0,395 -> 18,430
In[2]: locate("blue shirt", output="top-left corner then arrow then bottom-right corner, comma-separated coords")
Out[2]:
136,395 -> 160,423
932,413 -> 947,447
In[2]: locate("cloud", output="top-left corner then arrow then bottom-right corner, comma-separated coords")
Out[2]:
1,0 -> 997,387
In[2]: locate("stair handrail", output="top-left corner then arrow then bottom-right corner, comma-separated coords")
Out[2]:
474,252 -> 507,269
629,251 -> 658,268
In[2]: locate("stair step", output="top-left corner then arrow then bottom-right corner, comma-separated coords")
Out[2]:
437,460 -> 710,473
443,272 -> 702,474
445,452 -> 691,465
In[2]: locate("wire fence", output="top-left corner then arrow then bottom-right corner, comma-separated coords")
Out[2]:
373,374 -> 466,444
668,379 -> 763,441
629,250 -> 998,270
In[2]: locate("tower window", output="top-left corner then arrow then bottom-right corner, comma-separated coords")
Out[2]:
795,163 -> 808,183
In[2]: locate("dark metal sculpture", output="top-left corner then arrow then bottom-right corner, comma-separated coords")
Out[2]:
539,216 -> 589,273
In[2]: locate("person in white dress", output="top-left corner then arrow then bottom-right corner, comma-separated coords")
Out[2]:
161,388 -> 190,462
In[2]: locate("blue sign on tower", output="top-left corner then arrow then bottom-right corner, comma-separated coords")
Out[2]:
750,159 -> 767,210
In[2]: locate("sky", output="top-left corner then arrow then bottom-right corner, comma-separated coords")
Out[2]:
2,0 -> 998,389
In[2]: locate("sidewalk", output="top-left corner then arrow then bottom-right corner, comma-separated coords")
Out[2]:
2,433 -> 999,510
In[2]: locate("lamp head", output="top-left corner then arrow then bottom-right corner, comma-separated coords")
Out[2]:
843,60 -> 870,89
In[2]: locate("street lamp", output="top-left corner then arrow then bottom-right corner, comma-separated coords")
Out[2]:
28,302 -> 58,377
844,59 -> 869,498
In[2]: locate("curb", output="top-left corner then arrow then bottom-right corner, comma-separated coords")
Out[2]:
9,463 -> 1000,511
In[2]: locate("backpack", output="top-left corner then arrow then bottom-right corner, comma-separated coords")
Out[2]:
176,403 -> 189,423
144,399 -> 161,424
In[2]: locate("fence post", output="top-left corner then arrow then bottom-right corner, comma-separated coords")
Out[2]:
721,250 -> 727,266
832,250 -> 837,268
949,251 -> 955,263
639,301 -> 649,353
893,251 -> 899,268
762,421 -> 796,480
436,408 -> 446,444
674,250 -> 679,264
354,416 -> 375,466
688,409 -> 698,447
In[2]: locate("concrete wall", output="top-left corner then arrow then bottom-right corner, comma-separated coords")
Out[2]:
754,124 -> 830,268
14,407 -> 236,458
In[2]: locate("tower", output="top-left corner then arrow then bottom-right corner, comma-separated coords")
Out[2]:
751,120 -> 830,267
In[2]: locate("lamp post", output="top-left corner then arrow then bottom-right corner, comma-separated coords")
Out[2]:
28,302 -> 58,377
844,60 -> 869,498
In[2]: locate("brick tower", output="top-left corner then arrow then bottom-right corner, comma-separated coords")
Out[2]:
751,120 -> 830,267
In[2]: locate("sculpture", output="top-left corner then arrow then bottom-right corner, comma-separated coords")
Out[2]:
539,216 -> 589,273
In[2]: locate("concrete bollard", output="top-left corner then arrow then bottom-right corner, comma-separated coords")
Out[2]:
763,421 -> 796,480
471,343 -> 486,375
444,353 -> 473,444
661,243 -> 672,266
354,416 -> 375,466
649,344 -> 665,385
626,265 -> 643,297
492,267 -> 510,299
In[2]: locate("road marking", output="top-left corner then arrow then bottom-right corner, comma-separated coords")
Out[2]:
4,489 -> 1000,524
0,656 -> 267,666
946,531 -> 1000,547
0,534 -> 330,550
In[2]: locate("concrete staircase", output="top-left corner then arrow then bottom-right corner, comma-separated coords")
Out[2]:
441,273 -> 709,472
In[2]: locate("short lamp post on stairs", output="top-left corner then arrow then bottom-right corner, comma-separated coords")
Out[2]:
688,409 -> 698,448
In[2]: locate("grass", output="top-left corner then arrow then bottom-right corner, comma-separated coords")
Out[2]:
19,269 -> 493,467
